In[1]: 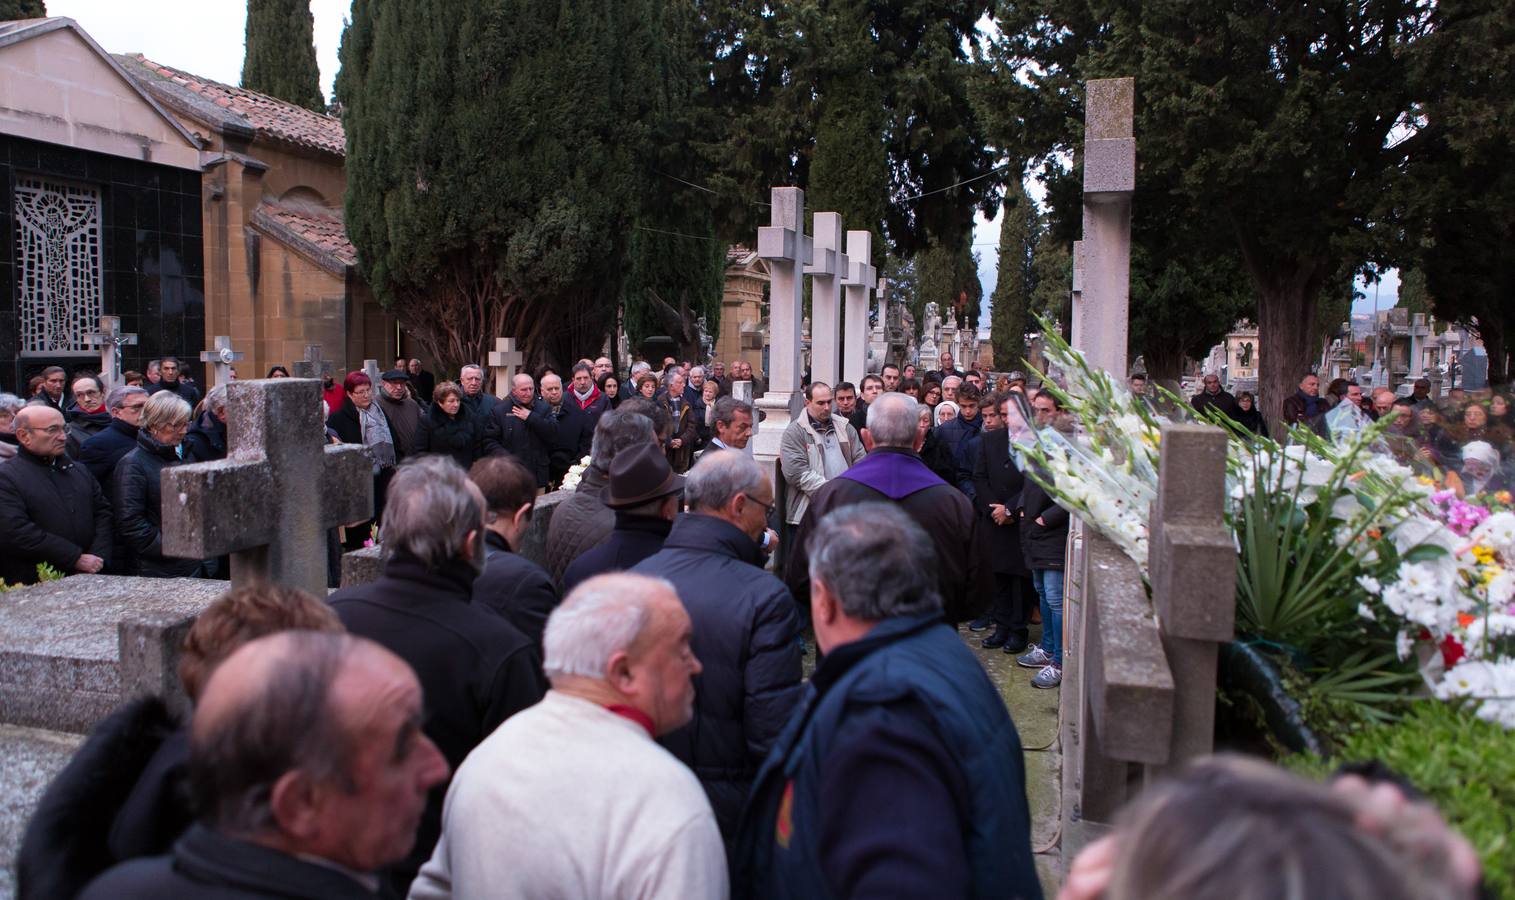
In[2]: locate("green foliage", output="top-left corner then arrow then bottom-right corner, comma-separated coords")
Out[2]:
0,0 -> 45,18
1029,235 -> 1071,332
35,562 -> 63,582
240,0 -> 324,112
1287,701 -> 1515,898
913,235 -> 982,335
990,179 -> 1037,369
339,0 -> 677,369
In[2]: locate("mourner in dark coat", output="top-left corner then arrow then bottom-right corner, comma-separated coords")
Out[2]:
469,455 -> 561,650
973,423 -> 1035,652
561,442 -> 683,595
0,407 -> 113,585
483,373 -> 558,489
412,384 -> 486,471
78,407 -> 143,485
182,408 -> 227,463
113,428 -> 202,578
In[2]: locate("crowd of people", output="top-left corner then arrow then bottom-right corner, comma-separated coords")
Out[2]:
3,346 -> 1492,899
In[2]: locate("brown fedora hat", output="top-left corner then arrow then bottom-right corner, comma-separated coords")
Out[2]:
605,442 -> 684,509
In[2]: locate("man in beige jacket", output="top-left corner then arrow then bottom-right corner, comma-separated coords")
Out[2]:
778,382 -> 865,526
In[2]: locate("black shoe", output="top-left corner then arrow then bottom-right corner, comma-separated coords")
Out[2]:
967,616 -> 994,632
1000,634 -> 1030,655
982,625 -> 1012,649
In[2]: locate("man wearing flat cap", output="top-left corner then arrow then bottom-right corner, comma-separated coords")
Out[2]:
561,442 -> 684,595
377,368 -> 423,457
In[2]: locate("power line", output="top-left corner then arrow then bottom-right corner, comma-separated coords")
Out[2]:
895,161 -> 1016,203
633,224 -> 725,242
657,171 -> 771,207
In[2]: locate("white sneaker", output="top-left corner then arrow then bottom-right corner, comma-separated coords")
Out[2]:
1031,665 -> 1062,689
1016,646 -> 1053,669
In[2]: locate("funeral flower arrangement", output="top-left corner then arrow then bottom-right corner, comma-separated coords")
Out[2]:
1024,321 -> 1515,731
560,456 -> 591,492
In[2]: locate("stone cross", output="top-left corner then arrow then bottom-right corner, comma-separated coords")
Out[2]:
160,378 -> 374,599
198,335 -> 244,388
1073,78 -> 1135,377
291,344 -> 334,380
487,337 -> 524,400
754,187 -> 810,458
363,358 -> 383,388
84,315 -> 138,390
804,211 -> 847,388
841,230 -> 877,385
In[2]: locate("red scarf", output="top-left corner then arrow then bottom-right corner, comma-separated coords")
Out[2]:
604,704 -> 655,738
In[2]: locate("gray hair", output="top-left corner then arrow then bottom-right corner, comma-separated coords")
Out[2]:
140,390 -> 192,432
190,630 -> 357,834
684,449 -> 765,511
381,455 -> 485,569
630,361 -> 652,377
808,503 -> 941,619
205,384 -> 229,414
690,366 -> 706,378
589,408 -> 656,472
866,392 -> 920,447
460,364 -> 483,378
543,573 -> 673,679
0,393 -> 24,416
712,396 -> 752,429
105,384 -> 149,412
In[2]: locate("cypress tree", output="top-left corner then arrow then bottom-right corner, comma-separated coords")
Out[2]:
339,0 -> 671,370
241,0 -> 324,111
990,181 -> 1037,370
0,0 -> 45,18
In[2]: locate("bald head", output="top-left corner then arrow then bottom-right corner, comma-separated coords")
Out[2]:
865,392 -> 920,448
14,405 -> 65,457
540,373 -> 564,406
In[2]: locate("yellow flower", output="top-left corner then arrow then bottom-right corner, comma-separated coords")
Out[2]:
1472,544 -> 1496,566
1480,564 -> 1502,586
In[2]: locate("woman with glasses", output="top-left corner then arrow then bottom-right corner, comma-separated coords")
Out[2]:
326,372 -> 406,551
112,391 -> 204,577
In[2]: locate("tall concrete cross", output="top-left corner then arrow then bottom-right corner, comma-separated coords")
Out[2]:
84,315 -> 137,390
198,335 -> 244,388
841,230 -> 877,385
363,359 -> 383,387
487,337 -> 524,400
804,211 -> 847,387
291,344 -> 334,380
1073,77 -> 1136,377
754,186 -> 810,457
161,378 -> 374,599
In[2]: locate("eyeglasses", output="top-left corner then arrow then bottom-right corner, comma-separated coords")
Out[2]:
27,424 -> 66,436
743,492 -> 777,517
121,402 -> 147,413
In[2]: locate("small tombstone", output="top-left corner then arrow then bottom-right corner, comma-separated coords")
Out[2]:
199,335 -> 245,387
363,358 -> 383,387
291,344 -> 334,380
488,337 -> 524,400
84,315 -> 138,390
161,378 -> 374,599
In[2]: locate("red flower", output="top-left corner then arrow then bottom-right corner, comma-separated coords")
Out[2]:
1439,634 -> 1466,668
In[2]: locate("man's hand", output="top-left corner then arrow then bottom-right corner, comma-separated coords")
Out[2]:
74,554 -> 105,574
1036,516 -> 1047,526
670,438 -> 683,449
511,404 -> 531,420
764,528 -> 779,553
989,503 -> 1008,526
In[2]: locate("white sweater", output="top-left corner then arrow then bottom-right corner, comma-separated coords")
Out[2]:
409,691 -> 729,900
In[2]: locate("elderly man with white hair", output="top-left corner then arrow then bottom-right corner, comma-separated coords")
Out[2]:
411,573 -> 727,900
328,455 -> 547,894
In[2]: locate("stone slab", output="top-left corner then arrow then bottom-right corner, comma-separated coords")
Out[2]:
0,724 -> 82,899
0,575 -> 225,733
1084,530 -> 1174,765
340,543 -> 385,588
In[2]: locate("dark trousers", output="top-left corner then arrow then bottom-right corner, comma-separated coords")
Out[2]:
991,572 -> 1034,638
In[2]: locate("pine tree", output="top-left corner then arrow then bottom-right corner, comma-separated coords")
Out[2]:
339,0 -> 673,370
0,0 -> 45,18
241,0 -> 324,111
990,180 -> 1038,370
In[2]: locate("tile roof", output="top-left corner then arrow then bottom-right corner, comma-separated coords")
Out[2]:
250,203 -> 357,276
118,54 -> 344,158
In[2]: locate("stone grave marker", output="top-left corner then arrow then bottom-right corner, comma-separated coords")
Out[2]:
754,186 -> 810,458
83,315 -> 137,390
291,344 -> 334,380
805,211 -> 846,387
1072,77 -> 1135,377
488,337 -> 524,400
841,230 -> 877,385
161,377 -> 373,599
363,358 -> 383,387
199,334 -> 244,388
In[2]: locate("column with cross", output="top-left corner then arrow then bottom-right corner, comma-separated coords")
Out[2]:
199,335 -> 245,388
84,316 -> 138,390
161,378 -> 374,599
488,337 -> 524,400
753,186 -> 810,459
804,211 -> 847,388
362,359 -> 383,387
841,230 -> 878,386
291,344 -> 335,380
1073,77 -> 1135,377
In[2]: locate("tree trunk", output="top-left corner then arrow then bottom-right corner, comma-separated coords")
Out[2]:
1238,248 -> 1331,436
1480,318 -> 1507,388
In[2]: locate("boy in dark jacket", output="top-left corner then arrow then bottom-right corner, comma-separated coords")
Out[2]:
1015,465 -> 1070,688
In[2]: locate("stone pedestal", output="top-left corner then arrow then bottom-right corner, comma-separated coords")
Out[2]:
1073,78 -> 1135,378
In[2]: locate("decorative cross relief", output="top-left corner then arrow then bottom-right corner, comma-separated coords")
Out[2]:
488,338 -> 524,399
85,315 -> 138,389
291,344 -> 334,380
199,335 -> 245,387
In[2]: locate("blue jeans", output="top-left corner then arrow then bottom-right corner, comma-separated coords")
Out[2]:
1032,568 -> 1064,666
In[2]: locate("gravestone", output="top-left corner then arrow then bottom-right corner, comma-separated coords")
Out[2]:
753,186 -> 811,461
291,344 -> 334,380
841,230 -> 877,385
1072,78 -> 1136,377
83,315 -> 137,390
161,378 -> 373,599
488,337 -> 524,400
199,335 -> 244,388
805,211 -> 846,387
363,358 -> 383,388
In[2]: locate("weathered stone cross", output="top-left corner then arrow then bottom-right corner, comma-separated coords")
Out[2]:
363,358 -> 383,387
841,230 -> 877,385
198,335 -> 244,387
84,315 -> 137,389
161,378 -> 374,599
805,211 -> 847,387
488,337 -> 524,400
291,344 -> 334,380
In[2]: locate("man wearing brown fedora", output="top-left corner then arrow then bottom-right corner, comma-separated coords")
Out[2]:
561,443 -> 684,595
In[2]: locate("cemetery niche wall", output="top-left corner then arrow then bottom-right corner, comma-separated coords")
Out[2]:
0,18 -> 206,392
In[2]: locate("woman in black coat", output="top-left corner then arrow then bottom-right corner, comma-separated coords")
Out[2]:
112,391 -> 202,577
326,373 -> 404,551
412,381 -> 485,470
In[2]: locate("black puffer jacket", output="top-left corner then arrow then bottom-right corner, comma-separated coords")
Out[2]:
182,410 -> 227,463
483,397 -> 557,488
1018,469 -> 1070,571
112,431 -> 201,577
412,401 -> 486,470
0,446 -> 113,585
631,513 -> 803,839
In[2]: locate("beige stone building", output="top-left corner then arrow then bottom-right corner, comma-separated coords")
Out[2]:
718,245 -> 768,376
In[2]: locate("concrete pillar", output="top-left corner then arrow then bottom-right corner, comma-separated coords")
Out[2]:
806,212 -> 846,388
1074,78 -> 1135,378
842,230 -> 877,386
